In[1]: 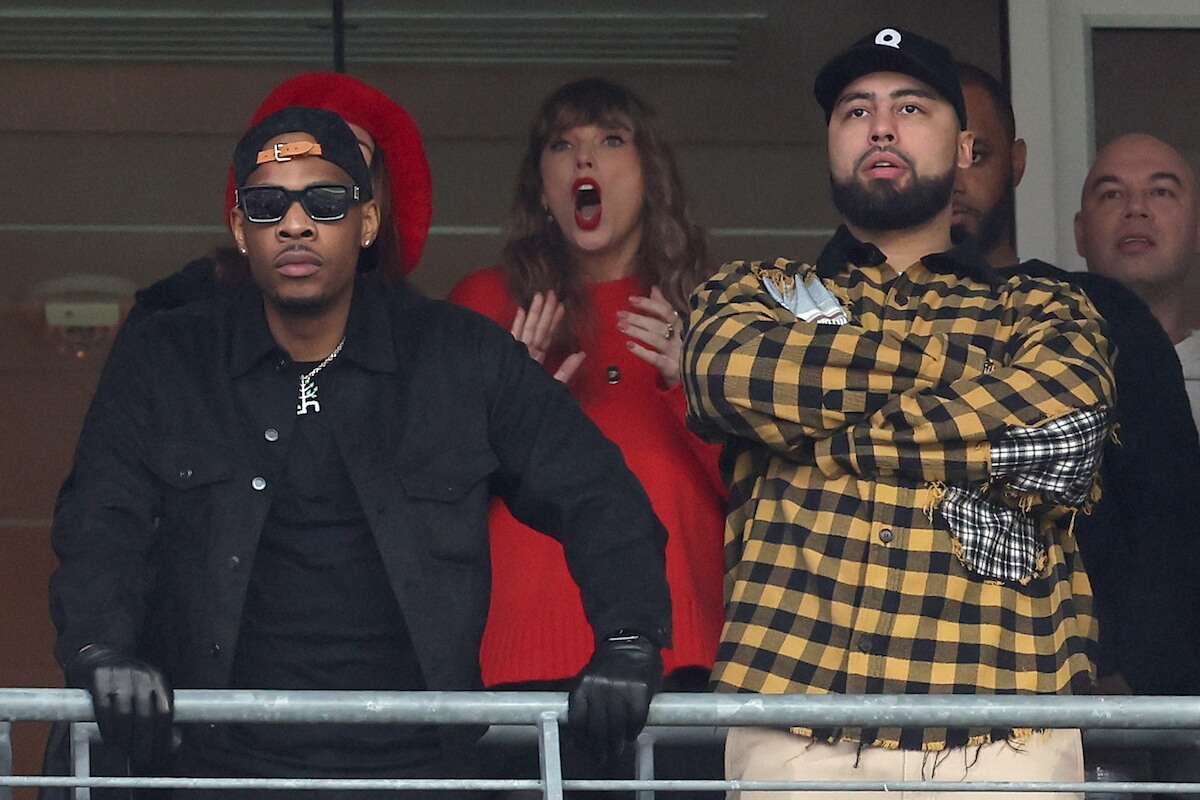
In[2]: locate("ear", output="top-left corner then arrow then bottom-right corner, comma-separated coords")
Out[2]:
956,130 -> 974,170
1011,138 -> 1028,189
1074,211 -> 1087,259
229,207 -> 248,254
359,199 -> 381,247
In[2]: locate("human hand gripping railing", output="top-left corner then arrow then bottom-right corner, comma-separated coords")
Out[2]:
3,689 -> 1200,798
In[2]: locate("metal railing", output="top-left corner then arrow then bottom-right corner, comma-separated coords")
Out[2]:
1,688 -> 1199,798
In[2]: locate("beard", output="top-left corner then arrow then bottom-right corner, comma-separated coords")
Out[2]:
967,183 -> 1015,256
267,294 -> 335,317
830,163 -> 957,232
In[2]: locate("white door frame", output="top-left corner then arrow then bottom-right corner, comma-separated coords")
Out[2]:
1007,0 -> 1200,270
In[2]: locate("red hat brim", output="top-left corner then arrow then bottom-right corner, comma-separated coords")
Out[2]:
225,72 -> 433,276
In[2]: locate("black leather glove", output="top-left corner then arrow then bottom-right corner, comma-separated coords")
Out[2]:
568,630 -> 663,764
66,645 -> 174,767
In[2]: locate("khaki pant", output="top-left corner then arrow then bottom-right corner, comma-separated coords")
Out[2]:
726,727 -> 1084,800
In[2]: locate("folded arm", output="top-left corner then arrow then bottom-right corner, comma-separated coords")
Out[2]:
684,261 -> 1115,489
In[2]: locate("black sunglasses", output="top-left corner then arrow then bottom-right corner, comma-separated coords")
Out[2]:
236,184 -> 362,224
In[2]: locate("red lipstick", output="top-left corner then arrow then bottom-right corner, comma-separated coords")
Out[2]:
573,177 -> 602,231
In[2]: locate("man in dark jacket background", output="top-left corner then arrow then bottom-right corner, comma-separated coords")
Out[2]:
952,62 -> 1200,697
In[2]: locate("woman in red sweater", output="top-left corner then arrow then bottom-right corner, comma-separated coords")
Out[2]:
448,78 -> 726,719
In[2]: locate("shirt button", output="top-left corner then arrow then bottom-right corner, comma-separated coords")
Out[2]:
227,555 -> 241,570
210,643 -> 221,657
878,528 -> 894,544
275,358 -> 288,372
251,476 -> 267,491
264,428 -> 279,442
178,468 -> 193,480
857,635 -> 874,653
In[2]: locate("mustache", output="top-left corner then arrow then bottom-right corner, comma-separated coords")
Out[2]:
855,146 -> 915,173
952,202 -> 982,219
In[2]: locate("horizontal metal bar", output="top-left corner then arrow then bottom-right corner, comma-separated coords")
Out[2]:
0,776 -> 544,790
11,695 -> 1200,797
4,775 -> 1199,795
7,689 -> 1200,730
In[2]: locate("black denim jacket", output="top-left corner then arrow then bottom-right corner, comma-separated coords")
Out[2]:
50,277 -> 672,695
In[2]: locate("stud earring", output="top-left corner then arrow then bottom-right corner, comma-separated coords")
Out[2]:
238,247 -> 247,255
363,238 -> 372,248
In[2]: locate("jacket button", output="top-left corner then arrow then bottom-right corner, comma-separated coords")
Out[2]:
606,366 -> 620,384
878,528 -> 894,543
210,643 -> 221,657
251,476 -> 267,491
178,468 -> 193,480
857,635 -> 874,653
264,428 -> 279,442
227,555 -> 240,570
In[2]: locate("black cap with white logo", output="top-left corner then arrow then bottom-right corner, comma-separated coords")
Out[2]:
813,27 -> 968,130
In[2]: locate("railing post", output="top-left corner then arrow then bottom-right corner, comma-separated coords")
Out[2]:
537,710 -> 565,800
0,721 -> 12,800
70,722 -> 94,800
635,729 -> 656,800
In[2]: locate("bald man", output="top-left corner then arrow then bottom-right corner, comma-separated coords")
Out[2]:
1076,133 -> 1200,432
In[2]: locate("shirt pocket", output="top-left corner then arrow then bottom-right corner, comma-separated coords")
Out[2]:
398,446 -> 498,563
148,439 -> 236,548
152,440 -> 235,488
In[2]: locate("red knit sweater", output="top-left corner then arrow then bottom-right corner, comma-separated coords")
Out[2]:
448,268 -> 727,685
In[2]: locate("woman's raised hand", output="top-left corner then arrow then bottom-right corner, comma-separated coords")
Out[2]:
618,286 -> 683,389
511,290 -> 586,384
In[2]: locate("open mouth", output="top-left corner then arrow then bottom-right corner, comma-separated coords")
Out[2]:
858,148 -> 911,180
1117,234 -> 1155,253
866,157 -> 903,177
573,179 -> 602,231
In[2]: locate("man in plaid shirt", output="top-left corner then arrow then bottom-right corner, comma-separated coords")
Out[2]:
683,28 -> 1114,797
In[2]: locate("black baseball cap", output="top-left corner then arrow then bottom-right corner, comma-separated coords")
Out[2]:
233,106 -> 373,198
813,27 -> 968,130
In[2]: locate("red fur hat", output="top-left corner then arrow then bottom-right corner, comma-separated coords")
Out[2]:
225,73 -> 433,276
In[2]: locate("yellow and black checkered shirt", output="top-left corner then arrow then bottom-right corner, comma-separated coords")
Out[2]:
683,228 -> 1115,750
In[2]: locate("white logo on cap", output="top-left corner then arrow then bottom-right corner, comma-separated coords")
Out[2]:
875,28 -> 902,49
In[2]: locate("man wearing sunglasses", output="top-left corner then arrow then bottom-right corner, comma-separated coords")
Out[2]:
49,106 -> 672,795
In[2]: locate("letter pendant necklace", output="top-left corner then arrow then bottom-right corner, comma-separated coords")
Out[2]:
296,337 -> 346,416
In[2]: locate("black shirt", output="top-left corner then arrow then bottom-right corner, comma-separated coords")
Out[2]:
228,356 -> 435,769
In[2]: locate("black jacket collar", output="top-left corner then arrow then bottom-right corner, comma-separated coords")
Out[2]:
229,277 -> 399,377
